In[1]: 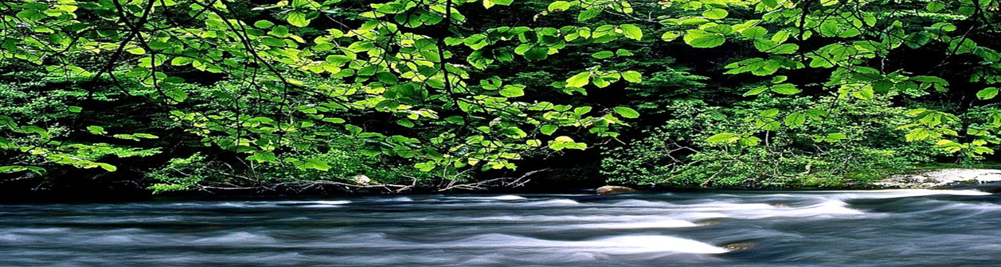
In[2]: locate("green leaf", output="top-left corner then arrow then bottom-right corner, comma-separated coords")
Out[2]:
905,32 -> 931,49
96,163 -> 117,172
325,55 -> 352,66
254,20 -> 275,28
287,11 -> 310,27
911,75 -> 949,84
741,27 -> 768,39
806,109 -> 829,120
345,124 -> 363,135
67,106 -> 82,113
707,133 -> 739,143
376,72 -> 399,84
578,8 -> 600,21
21,126 -> 48,138
591,51 -> 615,59
261,37 -> 285,47
620,71 -> 642,83
445,116 -> 464,124
784,112 -> 807,128
540,125 -> 558,135
133,133 -> 159,139
303,158 -> 331,171
549,136 -> 585,151
613,107 -> 640,119
853,87 -> 875,100
147,42 -> 171,50
548,1 -> 572,12
744,86 -> 768,96
566,72 -> 590,88
739,136 -> 762,146
679,18 -> 710,26
977,87 -> 999,100
499,85 -> 525,97
16,10 -> 46,21
763,121 -> 781,131
113,134 -> 138,141
524,46 -> 549,61
171,57 -> 193,66
661,31 -> 681,41
425,78 -> 445,89
87,126 -> 107,135
769,43 -> 799,54
491,0 -> 514,5
269,26 -> 290,37
826,133 -> 847,143
250,151 -> 277,163
819,20 -> 839,37
415,162 -> 436,172
684,30 -> 726,48
926,2 -> 946,12
126,47 -> 146,55
771,84 -> 801,95
620,24 -> 643,40
873,80 -> 894,93
322,117 -> 346,124
702,9 -> 728,19
760,108 -> 780,117
166,89 -> 188,102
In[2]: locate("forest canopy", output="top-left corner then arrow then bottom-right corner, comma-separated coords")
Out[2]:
1,0 -> 999,194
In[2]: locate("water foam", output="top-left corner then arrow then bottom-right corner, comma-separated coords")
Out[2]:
830,189 -> 991,200
916,199 -> 1001,214
491,195 -> 527,200
0,233 -> 24,242
527,199 -> 580,205
9,227 -> 71,234
577,219 -> 699,229
587,235 -> 729,254
314,200 -> 352,205
604,199 -> 863,219
739,199 -> 863,219
214,202 -> 253,208
438,233 -> 726,254
85,235 -> 140,245
276,200 -> 351,207
192,232 -> 277,245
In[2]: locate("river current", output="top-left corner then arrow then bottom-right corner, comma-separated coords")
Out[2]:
1,190 -> 999,266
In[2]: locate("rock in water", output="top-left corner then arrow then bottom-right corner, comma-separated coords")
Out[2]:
695,219 -> 722,226
723,242 -> 759,252
351,175 -> 371,185
596,185 -> 636,195
875,168 -> 1001,189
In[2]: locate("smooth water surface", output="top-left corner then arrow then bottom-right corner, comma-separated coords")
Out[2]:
2,190 -> 1000,266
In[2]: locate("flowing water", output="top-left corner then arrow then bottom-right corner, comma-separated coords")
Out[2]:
1,190 -> 1000,266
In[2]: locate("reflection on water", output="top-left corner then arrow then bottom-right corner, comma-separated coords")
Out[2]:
1,190 -> 1000,266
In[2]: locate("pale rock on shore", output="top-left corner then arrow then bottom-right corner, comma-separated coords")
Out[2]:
875,169 -> 1001,191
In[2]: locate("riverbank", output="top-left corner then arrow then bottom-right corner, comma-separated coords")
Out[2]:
4,167 -> 1001,202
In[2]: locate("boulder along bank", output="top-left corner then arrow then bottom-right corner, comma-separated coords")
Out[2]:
876,169 -> 1001,192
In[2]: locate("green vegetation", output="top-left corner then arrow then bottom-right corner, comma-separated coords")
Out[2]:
1,0 -> 999,194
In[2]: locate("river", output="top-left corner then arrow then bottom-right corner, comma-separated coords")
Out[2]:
1,190 -> 999,266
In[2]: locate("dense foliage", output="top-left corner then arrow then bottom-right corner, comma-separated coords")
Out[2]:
1,0 -> 998,194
